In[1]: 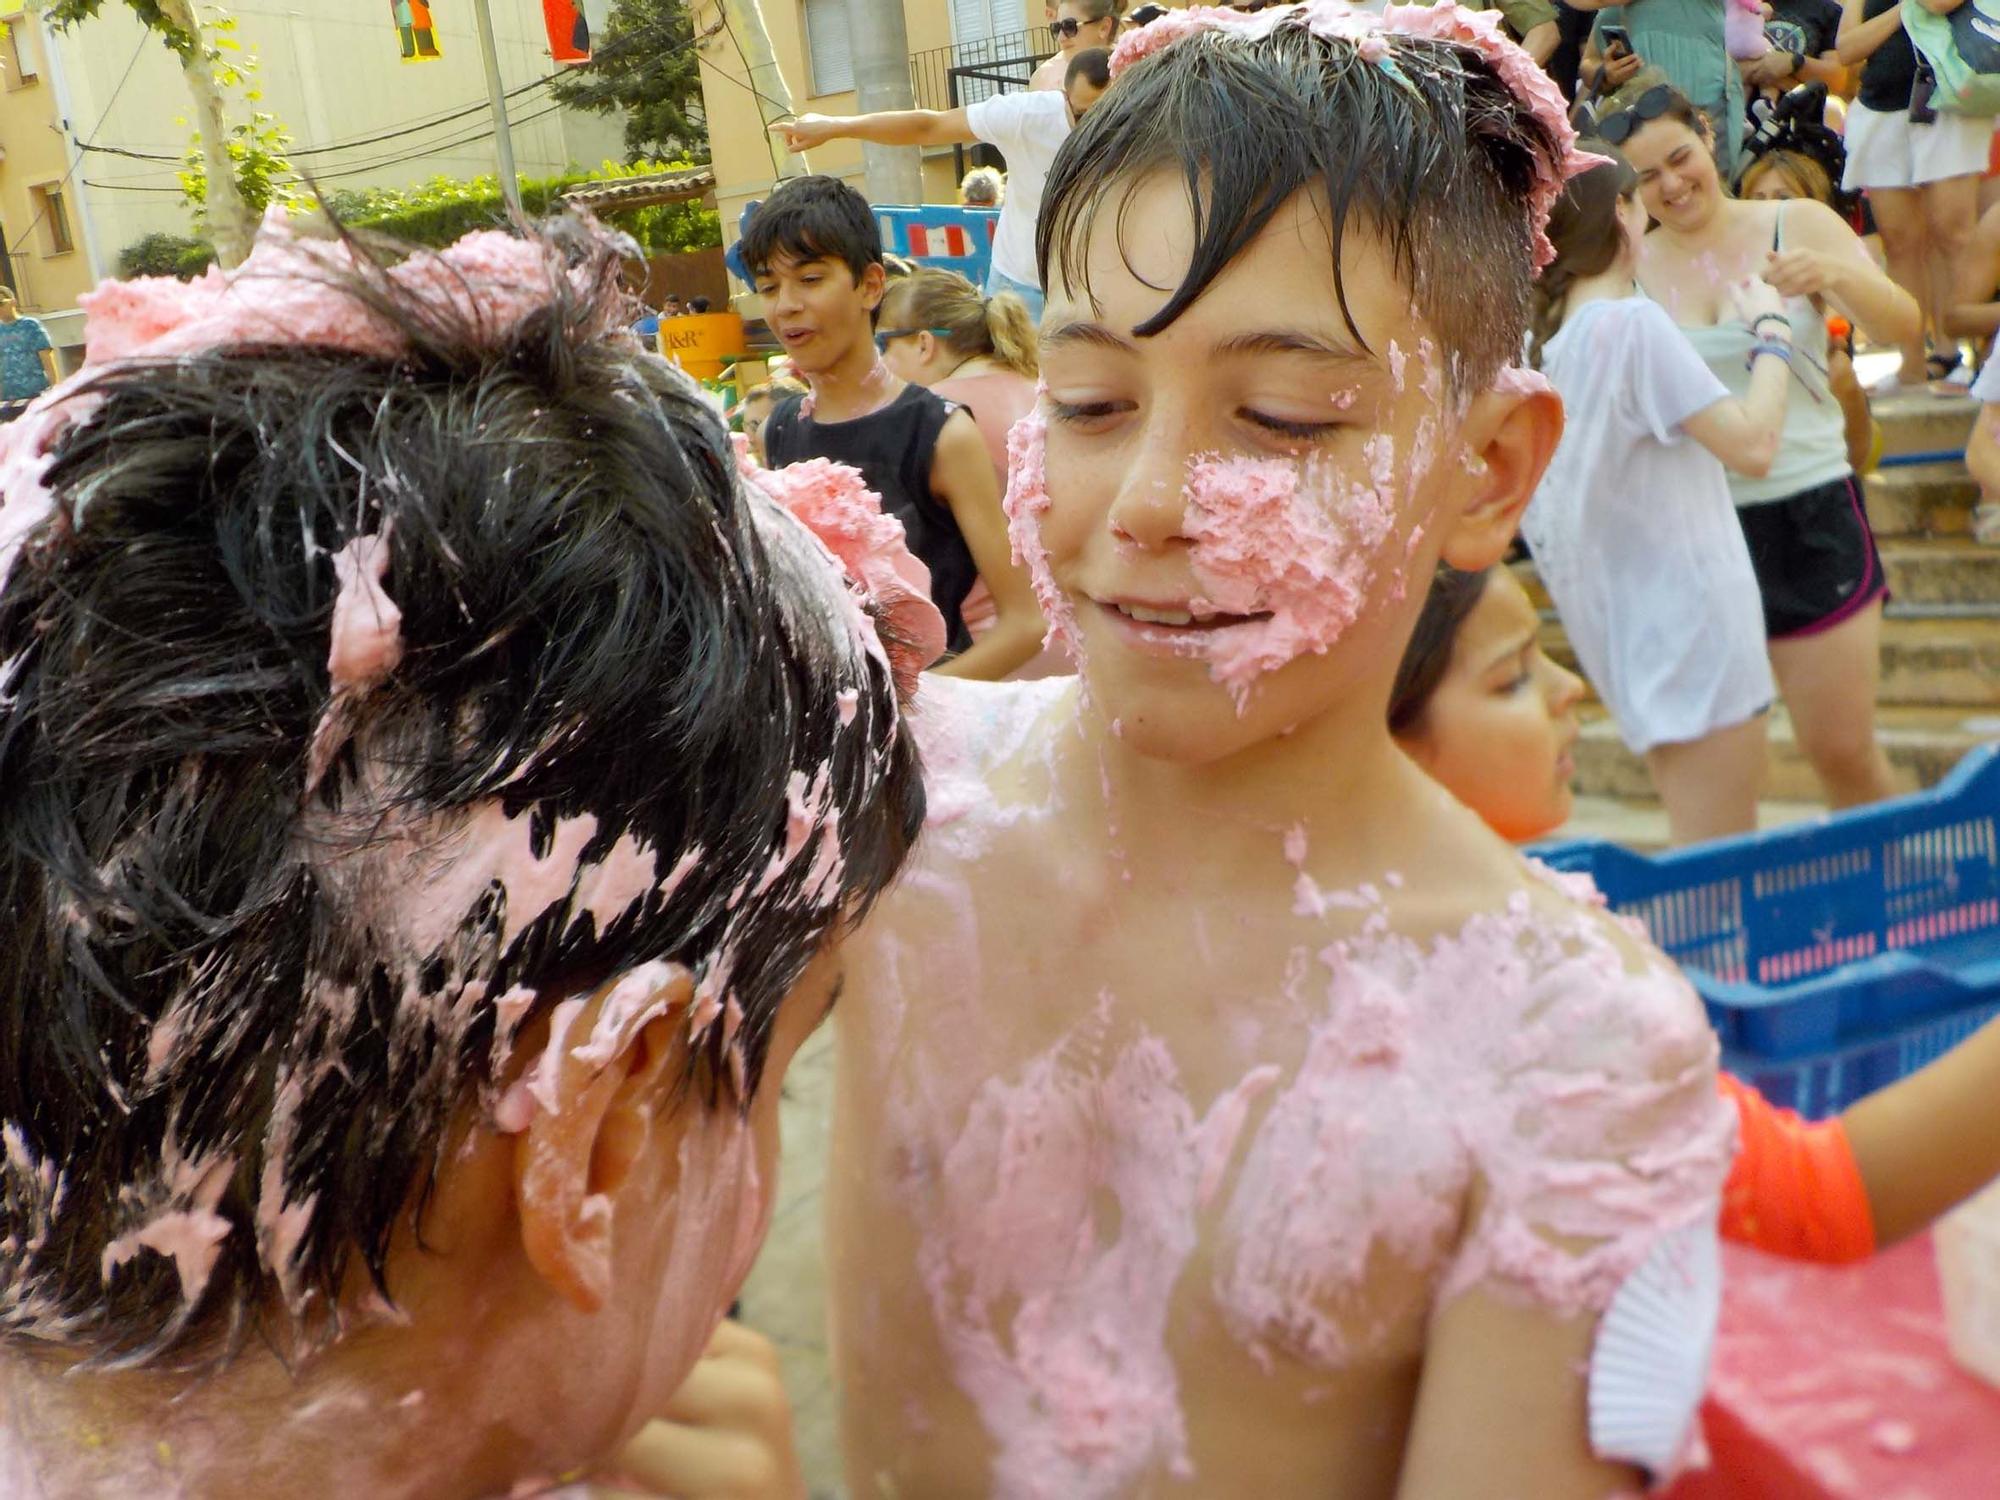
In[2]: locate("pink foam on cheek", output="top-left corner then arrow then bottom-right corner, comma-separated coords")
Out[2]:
1182,452 -> 1401,706
1002,406 -> 1078,659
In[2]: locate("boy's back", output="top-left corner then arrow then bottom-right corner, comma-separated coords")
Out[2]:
828,678 -> 1731,1497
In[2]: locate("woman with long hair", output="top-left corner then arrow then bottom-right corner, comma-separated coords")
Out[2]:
1527,149 -> 1793,843
1608,82 -> 1920,809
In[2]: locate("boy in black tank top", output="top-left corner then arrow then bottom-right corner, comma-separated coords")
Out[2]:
742,176 -> 1045,679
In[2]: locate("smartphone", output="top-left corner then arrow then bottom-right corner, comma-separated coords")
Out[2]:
1601,24 -> 1633,55
1910,61 -> 1939,124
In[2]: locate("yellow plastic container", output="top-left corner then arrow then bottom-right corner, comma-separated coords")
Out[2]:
657,312 -> 747,381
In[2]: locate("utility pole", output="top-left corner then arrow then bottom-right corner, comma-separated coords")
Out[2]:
710,0 -> 807,180
844,0 -> 921,203
471,0 -> 523,217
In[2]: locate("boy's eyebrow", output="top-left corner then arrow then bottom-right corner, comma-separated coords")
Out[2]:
1212,330 -> 1374,367
1042,322 -> 1373,368
1475,630 -> 1537,675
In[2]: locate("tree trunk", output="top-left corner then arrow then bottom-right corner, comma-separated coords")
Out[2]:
156,0 -> 254,267
701,0 -> 806,179
843,0 -> 920,203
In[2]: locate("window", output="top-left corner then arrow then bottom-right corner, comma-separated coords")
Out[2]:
31,183 -> 72,256
802,0 -> 853,95
2,15 -> 38,89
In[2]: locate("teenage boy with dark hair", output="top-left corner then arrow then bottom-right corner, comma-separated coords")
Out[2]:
742,174 -> 1044,680
770,49 -> 1113,319
823,6 -> 1736,1497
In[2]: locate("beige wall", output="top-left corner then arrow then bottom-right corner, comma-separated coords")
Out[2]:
696,0 -> 1042,291
0,0 -> 629,326
0,10 -> 95,333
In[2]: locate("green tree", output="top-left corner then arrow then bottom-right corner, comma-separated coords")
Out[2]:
44,0 -> 265,264
548,0 -> 708,163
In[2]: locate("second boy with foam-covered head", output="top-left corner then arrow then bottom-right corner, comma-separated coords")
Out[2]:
828,5 -> 1737,1497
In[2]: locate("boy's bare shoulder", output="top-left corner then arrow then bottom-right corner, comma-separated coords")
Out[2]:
906,675 -> 1073,849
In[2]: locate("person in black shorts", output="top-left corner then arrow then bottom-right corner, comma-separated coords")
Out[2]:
743,176 -> 1045,680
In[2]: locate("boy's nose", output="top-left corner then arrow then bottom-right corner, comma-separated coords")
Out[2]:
1546,658 -> 1585,715
1106,460 -> 1190,552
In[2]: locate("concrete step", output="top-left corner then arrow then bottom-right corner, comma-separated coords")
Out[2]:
1572,703 -> 1996,804
1882,537 -> 2000,607
1556,794 -> 1827,852
1539,613 -> 2000,710
1872,387 -> 1978,460
1864,461 -> 1979,538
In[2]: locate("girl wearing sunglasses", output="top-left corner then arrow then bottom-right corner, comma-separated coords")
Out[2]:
1030,0 -> 1120,90
1606,81 -> 1920,816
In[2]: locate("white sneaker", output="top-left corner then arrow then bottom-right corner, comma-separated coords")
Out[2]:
1974,502 -> 2000,546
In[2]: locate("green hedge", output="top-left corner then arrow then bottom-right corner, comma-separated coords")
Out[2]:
115,231 -> 217,281
324,160 -> 720,255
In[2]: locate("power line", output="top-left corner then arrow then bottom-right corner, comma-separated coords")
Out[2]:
8,33 -> 151,260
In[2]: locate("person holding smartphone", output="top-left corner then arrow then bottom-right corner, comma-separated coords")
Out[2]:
1573,0 -> 1748,168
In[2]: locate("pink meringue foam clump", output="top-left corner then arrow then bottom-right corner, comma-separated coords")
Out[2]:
1002,405 -> 1078,658
1184,453 -> 1397,704
743,453 -> 947,698
326,528 -> 404,692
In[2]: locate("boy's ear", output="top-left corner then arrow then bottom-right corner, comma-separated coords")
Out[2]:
860,261 -> 888,314
512,972 -> 693,1313
1436,383 -> 1564,574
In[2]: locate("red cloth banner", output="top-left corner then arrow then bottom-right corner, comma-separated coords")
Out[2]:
545,0 -> 592,63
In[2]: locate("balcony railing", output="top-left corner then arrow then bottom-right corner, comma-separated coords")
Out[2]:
909,28 -> 1056,185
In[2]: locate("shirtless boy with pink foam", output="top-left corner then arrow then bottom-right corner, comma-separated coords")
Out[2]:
825,6 -> 1738,1495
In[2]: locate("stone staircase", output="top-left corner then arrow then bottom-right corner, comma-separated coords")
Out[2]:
1524,389 -> 2000,847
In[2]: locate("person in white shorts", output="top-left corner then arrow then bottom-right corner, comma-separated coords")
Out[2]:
1838,0 -> 1996,386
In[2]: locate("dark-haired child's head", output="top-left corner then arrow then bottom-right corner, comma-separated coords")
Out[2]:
744,175 -> 888,376
0,213 -> 924,1491
1391,566 -> 1585,842
1065,44 -> 1113,108
1014,5 -> 1574,763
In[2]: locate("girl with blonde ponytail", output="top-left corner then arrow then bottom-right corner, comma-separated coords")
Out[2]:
877,267 -> 1065,674
1523,148 -> 1794,844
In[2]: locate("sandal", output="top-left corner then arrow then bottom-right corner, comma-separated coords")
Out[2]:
1926,348 -> 1965,383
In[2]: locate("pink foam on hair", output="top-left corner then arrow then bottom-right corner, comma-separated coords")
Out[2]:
741,452 -> 946,698
1108,1 -> 1589,269
326,526 -> 404,693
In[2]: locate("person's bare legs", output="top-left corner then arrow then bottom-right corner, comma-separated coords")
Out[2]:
1868,186 -> 1931,383
1644,715 -> 1769,846
1924,173 -> 1981,373
1769,599 -> 1899,808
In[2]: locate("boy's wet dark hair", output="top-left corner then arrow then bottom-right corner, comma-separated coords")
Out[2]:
0,216 -> 924,1368
1038,16 -> 1566,390
1066,44 -> 1112,90
741,173 -> 884,286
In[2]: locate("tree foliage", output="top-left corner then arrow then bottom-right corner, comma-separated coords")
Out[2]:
44,0 -> 199,59
322,161 -> 721,254
548,0 -> 708,163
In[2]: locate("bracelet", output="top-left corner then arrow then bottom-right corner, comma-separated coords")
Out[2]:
1751,313 -> 1791,336
1748,340 -> 1793,367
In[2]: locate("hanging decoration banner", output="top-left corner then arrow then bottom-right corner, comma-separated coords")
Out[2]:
544,0 -> 591,63
393,0 -> 444,60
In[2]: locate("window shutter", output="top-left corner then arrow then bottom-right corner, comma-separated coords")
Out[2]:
804,0 -> 854,95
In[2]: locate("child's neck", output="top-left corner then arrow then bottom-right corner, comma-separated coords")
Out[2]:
1066,683 -> 1424,879
802,338 -> 905,424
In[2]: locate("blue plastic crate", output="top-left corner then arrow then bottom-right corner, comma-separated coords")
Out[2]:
1725,1001 -> 2000,1120
873,205 -> 1000,287
1534,743 -> 2000,1062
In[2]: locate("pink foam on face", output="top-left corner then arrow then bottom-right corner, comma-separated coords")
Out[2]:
1002,407 -> 1078,660
1183,452 -> 1401,707
1108,1 -> 1589,269
326,527 -> 404,692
